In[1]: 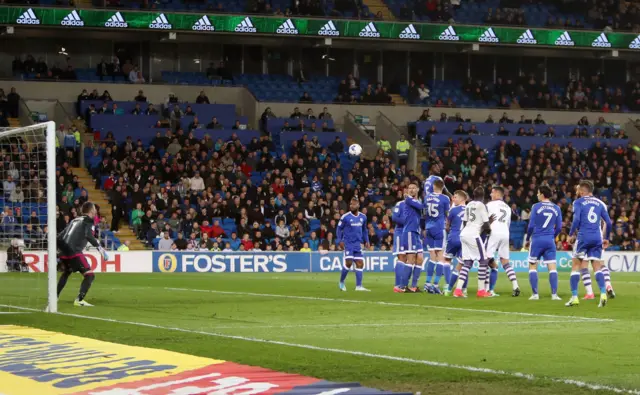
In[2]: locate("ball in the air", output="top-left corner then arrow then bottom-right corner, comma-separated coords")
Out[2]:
349,144 -> 363,156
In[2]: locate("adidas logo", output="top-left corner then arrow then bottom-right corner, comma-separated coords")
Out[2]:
276,19 -> 298,35
149,13 -> 172,29
592,32 -> 611,48
399,24 -> 420,39
16,8 -> 39,25
439,26 -> 459,41
478,27 -> 498,43
359,22 -> 380,38
192,15 -> 214,31
554,31 -> 574,46
318,20 -> 339,36
629,35 -> 640,49
105,12 -> 127,28
235,17 -> 256,33
61,10 -> 83,26
517,29 -> 537,44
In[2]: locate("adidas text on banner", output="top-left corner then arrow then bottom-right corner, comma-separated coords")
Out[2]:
276,19 -> 298,35
318,20 -> 339,36
235,17 -> 257,33
399,24 -> 420,39
478,27 -> 499,43
516,29 -> 537,44
592,32 -> 611,48
149,13 -> 172,29
192,15 -> 214,31
554,31 -> 574,46
61,10 -> 84,26
105,12 -> 127,28
630,35 -> 640,49
16,8 -> 39,25
359,22 -> 380,38
439,26 -> 459,41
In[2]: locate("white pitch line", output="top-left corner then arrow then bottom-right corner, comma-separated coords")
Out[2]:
0,312 -> 30,315
207,320 -> 588,329
164,287 -> 614,322
0,303 -> 636,395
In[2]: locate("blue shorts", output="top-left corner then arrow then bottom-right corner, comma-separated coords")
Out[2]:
444,236 -> 462,260
344,247 -> 364,261
425,228 -> 444,251
400,231 -> 423,254
528,237 -> 557,264
392,233 -> 402,255
575,238 -> 603,261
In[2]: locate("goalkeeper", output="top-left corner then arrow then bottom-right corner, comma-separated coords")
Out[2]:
57,202 -> 108,307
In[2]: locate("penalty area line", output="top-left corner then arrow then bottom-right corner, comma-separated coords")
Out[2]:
0,304 -> 636,395
164,287 -> 614,323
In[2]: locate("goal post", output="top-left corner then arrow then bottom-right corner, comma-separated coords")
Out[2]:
0,121 -> 57,313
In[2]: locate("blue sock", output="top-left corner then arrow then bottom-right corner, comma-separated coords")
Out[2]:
433,263 -> 443,286
402,264 -> 413,287
549,270 -> 558,295
355,268 -> 363,287
463,275 -> 469,289
425,260 -> 435,283
340,267 -> 349,283
595,270 -> 606,294
529,270 -> 539,295
444,264 -> 452,284
394,261 -> 405,287
411,265 -> 422,288
489,268 -> 498,291
448,270 -> 459,290
570,271 -> 580,297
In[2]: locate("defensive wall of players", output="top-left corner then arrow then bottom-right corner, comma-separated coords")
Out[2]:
2,251 -> 640,273
9,81 -> 637,128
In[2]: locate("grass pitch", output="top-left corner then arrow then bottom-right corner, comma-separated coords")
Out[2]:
1,272 -> 640,395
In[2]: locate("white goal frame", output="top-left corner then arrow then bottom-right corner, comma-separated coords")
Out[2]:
1,121 -> 57,313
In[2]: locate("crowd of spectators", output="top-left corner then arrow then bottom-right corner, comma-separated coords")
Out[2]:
336,74 -> 393,104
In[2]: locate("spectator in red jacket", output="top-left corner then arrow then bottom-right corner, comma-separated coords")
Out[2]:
240,233 -> 254,250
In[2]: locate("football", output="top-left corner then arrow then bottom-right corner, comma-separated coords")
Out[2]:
349,144 -> 363,156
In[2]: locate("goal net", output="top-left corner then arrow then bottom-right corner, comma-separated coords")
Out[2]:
0,121 -> 57,313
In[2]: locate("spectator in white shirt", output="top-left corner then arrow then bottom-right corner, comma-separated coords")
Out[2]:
275,220 -> 290,238
158,233 -> 174,250
190,172 -> 205,192
3,176 -> 15,198
129,66 -> 145,84
418,84 -> 430,103
9,187 -> 24,203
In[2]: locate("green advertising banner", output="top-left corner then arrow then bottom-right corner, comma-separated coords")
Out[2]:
2,6 -> 640,50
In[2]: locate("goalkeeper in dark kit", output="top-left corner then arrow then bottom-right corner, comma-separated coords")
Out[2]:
57,202 -> 109,306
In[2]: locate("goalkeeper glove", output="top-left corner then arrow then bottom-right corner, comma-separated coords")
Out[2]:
98,247 -> 109,261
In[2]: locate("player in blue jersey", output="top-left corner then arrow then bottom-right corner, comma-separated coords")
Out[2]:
422,164 -> 451,291
569,182 -> 616,300
444,190 -> 468,296
566,180 -> 612,307
423,179 -> 450,294
392,191 -> 407,293
524,186 -> 563,301
402,182 -> 424,293
337,198 -> 370,292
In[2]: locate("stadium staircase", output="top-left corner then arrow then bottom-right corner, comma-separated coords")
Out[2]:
390,94 -> 406,105
73,167 -> 146,250
363,0 -> 396,20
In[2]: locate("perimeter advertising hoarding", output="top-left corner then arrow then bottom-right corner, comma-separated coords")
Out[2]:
4,7 -> 640,50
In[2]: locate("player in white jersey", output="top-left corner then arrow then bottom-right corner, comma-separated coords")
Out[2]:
455,187 -> 493,298
485,186 -> 521,297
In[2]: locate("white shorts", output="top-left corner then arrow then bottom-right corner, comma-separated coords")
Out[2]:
485,234 -> 509,260
461,234 -> 487,261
